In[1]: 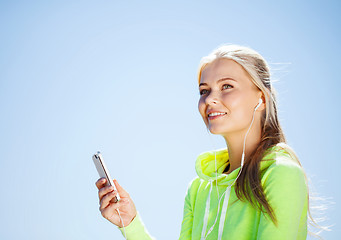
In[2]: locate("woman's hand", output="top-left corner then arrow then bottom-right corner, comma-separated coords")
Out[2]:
95,178 -> 137,228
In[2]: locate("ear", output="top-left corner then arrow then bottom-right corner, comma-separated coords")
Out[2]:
257,92 -> 266,111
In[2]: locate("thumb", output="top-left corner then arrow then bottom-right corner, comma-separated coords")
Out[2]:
113,179 -> 129,197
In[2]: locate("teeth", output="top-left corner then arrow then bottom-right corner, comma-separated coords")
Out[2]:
208,112 -> 226,117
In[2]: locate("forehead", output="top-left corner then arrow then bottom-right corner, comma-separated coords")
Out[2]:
200,58 -> 251,84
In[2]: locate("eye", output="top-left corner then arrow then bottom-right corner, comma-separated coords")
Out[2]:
222,84 -> 233,90
199,89 -> 209,95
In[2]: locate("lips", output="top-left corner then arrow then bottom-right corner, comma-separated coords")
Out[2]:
207,111 -> 227,120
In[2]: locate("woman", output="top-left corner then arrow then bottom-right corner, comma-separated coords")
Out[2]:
95,45 -> 309,239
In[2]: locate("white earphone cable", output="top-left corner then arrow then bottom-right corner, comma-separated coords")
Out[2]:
202,101 -> 260,239
232,103 -> 258,185
117,208 -> 126,239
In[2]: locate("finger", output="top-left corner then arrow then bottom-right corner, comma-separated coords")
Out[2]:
100,205 -> 120,224
113,198 -> 130,211
95,178 -> 107,190
98,185 -> 115,202
100,191 -> 119,211
113,179 -> 129,197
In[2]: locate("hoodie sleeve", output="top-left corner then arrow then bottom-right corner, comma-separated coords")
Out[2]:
179,179 -> 199,239
118,212 -> 155,240
257,158 -> 308,240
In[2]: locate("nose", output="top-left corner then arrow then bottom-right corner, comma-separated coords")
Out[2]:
205,91 -> 219,105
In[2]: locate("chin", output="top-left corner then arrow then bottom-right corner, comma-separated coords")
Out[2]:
207,126 -> 226,135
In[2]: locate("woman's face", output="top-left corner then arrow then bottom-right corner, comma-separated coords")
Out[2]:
198,58 -> 263,136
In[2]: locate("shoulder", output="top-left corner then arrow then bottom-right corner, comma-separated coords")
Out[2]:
186,177 -> 204,195
260,143 -> 307,187
258,144 -> 308,224
184,176 -> 209,205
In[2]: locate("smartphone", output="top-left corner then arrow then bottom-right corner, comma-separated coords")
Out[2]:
92,151 -> 120,202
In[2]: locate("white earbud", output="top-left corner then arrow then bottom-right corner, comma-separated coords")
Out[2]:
254,98 -> 263,111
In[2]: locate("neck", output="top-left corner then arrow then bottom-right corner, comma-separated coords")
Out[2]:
223,122 -> 262,174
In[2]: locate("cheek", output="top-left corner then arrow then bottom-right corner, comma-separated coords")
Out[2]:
198,99 -> 205,116
221,93 -> 239,109
221,92 -> 250,117
198,99 -> 208,123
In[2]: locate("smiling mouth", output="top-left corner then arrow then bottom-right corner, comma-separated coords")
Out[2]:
207,112 -> 227,120
208,112 -> 226,117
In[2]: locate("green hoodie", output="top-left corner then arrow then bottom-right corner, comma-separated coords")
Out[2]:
120,143 -> 308,239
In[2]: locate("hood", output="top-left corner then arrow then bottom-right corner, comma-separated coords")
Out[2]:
195,143 -> 292,186
196,142 -> 297,240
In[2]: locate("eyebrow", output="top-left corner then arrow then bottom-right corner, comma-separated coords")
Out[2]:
199,77 -> 237,87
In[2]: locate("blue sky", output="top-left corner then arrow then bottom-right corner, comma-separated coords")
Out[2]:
0,0 -> 340,239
